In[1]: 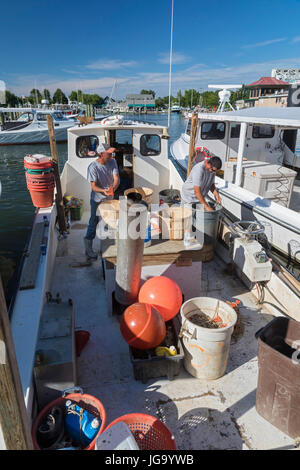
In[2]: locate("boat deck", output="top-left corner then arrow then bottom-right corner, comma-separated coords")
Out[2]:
48,211 -> 296,450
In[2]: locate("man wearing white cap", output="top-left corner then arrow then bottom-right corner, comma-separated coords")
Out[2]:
84,143 -> 119,259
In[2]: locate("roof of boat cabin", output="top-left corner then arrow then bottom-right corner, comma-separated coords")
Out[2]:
68,121 -> 168,133
197,106 -> 300,128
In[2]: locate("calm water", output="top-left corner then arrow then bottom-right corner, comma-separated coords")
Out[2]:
0,113 -> 186,274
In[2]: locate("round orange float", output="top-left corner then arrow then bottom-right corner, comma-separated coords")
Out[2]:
120,302 -> 166,350
138,276 -> 183,322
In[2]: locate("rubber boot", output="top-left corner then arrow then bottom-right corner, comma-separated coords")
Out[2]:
84,238 -> 98,260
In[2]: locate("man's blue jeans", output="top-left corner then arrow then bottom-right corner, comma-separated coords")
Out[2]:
85,198 -> 101,240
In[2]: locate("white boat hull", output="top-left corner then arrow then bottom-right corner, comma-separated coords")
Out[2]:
168,154 -> 300,260
0,123 -> 71,145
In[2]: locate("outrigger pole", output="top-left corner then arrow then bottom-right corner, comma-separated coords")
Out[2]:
0,277 -> 33,450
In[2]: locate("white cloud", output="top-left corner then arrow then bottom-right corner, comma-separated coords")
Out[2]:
291,36 -> 300,43
86,59 -> 137,70
7,56 -> 300,98
241,37 -> 287,49
158,52 -> 191,65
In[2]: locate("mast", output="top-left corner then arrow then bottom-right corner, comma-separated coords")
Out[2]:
167,0 -> 174,128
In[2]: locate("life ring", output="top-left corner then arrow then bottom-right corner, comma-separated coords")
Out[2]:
194,146 -> 211,162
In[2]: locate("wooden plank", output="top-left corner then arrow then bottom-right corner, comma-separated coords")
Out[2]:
47,115 -> 67,234
0,278 -> 33,449
105,244 -> 214,266
19,222 -> 45,290
187,113 -> 198,177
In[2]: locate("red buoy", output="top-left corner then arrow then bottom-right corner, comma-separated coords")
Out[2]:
138,276 -> 182,322
120,302 -> 166,350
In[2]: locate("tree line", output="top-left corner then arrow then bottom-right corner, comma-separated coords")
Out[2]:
154,86 -> 249,109
4,89 -> 105,107
3,86 -> 249,109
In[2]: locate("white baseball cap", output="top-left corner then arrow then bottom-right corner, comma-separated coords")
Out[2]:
96,143 -> 113,154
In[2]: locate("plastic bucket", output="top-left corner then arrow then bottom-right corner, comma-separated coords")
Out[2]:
104,413 -> 176,450
32,388 -> 106,450
28,187 -> 55,207
180,297 -> 237,379
25,167 -> 54,175
159,189 -> 181,206
26,172 -> 54,183
24,160 -> 53,170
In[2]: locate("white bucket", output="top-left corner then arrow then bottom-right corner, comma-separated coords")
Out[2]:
180,297 -> 237,379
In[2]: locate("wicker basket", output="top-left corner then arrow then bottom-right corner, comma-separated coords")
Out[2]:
124,187 -> 153,209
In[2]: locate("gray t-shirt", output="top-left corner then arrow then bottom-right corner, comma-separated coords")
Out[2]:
181,161 -> 215,203
87,159 -> 119,202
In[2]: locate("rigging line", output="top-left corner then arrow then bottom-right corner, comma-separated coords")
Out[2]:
167,0 -> 174,129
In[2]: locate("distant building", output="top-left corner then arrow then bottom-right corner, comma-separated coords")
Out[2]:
126,94 -> 155,109
245,77 -> 289,107
271,68 -> 300,84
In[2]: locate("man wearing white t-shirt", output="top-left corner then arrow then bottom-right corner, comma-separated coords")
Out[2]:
84,143 -> 120,259
181,156 -> 222,210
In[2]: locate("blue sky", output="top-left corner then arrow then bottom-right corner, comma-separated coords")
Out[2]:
1,0 -> 300,98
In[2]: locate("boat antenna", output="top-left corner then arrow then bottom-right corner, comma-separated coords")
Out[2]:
208,84 -> 242,112
167,0 -> 174,128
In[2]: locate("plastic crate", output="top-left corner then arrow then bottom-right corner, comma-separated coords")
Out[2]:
129,316 -> 184,383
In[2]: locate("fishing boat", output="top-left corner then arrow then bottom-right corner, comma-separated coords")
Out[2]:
171,105 -> 300,260
2,114 -> 300,451
0,108 -> 77,145
171,104 -> 181,113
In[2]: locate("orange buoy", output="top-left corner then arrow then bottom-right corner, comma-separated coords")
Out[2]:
138,276 -> 183,322
120,302 -> 166,350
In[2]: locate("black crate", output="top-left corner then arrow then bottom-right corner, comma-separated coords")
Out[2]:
129,315 -> 184,383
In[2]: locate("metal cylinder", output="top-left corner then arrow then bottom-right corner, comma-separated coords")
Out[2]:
115,195 -> 148,306
192,201 -> 222,245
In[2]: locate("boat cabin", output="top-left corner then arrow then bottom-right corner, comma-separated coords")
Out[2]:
0,108 -> 75,132
62,119 -> 170,207
181,108 -> 300,168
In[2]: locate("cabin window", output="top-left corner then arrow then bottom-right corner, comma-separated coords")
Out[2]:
37,113 -> 48,121
186,119 -> 192,136
76,135 -> 99,157
252,125 -> 275,139
54,112 -> 64,120
201,121 -> 225,140
17,113 -> 33,122
140,134 -> 161,156
230,123 -> 240,138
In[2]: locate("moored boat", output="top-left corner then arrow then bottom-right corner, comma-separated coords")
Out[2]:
0,108 -> 77,145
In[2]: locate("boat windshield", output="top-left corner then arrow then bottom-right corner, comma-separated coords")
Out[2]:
17,112 -> 34,122
53,112 -> 66,121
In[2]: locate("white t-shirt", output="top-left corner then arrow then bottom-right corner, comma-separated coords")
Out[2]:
87,158 -> 119,202
181,161 -> 215,203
